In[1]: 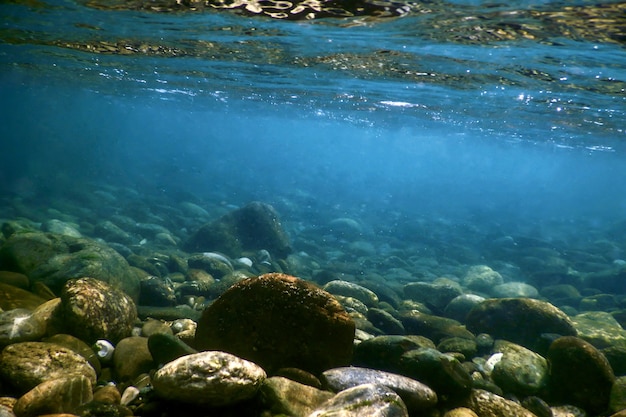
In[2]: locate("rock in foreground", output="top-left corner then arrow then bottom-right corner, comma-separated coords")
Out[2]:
151,351 -> 266,407
195,273 -> 355,374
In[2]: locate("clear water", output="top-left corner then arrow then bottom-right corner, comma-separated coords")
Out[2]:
1,0 -> 626,271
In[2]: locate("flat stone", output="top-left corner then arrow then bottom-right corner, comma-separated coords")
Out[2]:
151,351 -> 266,407
308,383 -> 409,417
195,273 -> 355,374
321,367 -> 437,412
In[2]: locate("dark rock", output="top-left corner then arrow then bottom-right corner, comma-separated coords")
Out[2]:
398,348 -> 473,399
136,305 -> 201,322
147,332 -> 197,366
367,308 -> 405,335
184,201 -> 291,259
610,376 -> 626,414
138,275 -> 176,307
584,267 -> 626,294
520,396 -> 553,417
0,232 -> 140,301
400,310 -> 475,343
465,298 -> 576,350
547,336 -> 615,414
309,383 -> 409,417
151,351 -> 266,407
0,341 -> 97,394
437,337 -> 477,359
353,335 -> 436,372
60,277 -> 137,345
603,346 -> 626,376
321,366 -> 437,412
195,273 -> 354,374
112,336 -> 154,382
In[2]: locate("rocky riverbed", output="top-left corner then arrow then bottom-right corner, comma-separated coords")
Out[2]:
1,181 -> 626,417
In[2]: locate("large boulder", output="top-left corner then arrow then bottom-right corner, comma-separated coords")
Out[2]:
0,232 -> 140,301
194,273 -> 355,374
184,201 -> 291,259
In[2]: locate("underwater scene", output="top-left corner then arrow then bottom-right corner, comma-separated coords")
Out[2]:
1,0 -> 626,416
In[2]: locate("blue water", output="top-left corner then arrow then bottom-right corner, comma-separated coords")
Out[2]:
1,0 -> 626,263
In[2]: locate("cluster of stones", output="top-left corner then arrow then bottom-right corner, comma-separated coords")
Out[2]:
0,193 -> 625,417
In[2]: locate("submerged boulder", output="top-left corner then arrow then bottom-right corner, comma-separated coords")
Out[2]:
0,231 -> 140,301
465,298 -> 577,350
184,201 -> 291,259
194,273 -> 355,374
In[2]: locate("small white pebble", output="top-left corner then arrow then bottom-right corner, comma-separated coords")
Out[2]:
94,339 -> 115,364
121,386 -> 140,406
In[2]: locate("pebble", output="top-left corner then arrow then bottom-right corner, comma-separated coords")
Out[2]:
151,350 -> 266,407
310,383 -> 408,417
321,366 -> 437,412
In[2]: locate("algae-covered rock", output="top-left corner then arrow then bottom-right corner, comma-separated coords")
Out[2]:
195,273 -> 354,374
0,232 -> 140,301
184,201 -> 291,259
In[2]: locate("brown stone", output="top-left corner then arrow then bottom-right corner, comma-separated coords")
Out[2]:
194,273 -> 355,374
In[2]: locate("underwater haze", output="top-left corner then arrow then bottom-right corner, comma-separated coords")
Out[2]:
1,0 -> 626,269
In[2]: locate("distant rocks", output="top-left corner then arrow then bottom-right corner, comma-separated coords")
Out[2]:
184,201 -> 292,259
195,273 -> 355,374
